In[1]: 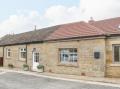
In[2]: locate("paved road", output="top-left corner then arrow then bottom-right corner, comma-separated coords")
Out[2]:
0,72 -> 119,89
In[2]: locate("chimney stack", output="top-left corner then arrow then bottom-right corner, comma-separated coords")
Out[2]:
34,25 -> 37,31
88,17 -> 95,23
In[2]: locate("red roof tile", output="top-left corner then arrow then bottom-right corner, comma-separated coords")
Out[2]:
89,17 -> 120,35
1,17 -> 120,46
46,22 -> 105,40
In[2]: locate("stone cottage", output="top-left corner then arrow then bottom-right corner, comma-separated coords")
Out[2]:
0,17 -> 120,77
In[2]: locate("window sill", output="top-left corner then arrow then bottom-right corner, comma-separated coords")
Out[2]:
109,63 -> 120,67
57,63 -> 78,67
6,57 -> 11,59
18,58 -> 26,62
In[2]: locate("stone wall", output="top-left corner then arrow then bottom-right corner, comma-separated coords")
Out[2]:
0,47 -> 3,57
3,45 -> 26,68
44,38 -> 106,77
27,43 -> 47,70
3,38 -> 106,77
106,37 -> 120,77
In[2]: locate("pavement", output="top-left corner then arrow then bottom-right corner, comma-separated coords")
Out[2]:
0,71 -> 120,89
0,72 -> 120,89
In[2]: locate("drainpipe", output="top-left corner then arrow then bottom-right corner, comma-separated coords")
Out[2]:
3,46 -> 4,58
26,44 -> 27,64
104,36 -> 107,77
3,46 -> 5,66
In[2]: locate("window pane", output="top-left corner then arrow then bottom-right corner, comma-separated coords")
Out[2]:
8,52 -> 11,57
60,53 -> 64,62
114,46 -> 120,62
64,54 -> 69,62
73,54 -> 77,61
70,49 -> 74,52
21,52 -> 26,58
21,49 -> 23,51
24,48 -> 26,51
7,49 -> 11,58
20,48 -> 26,59
74,49 -> 77,52
70,54 -> 74,62
34,53 -> 39,62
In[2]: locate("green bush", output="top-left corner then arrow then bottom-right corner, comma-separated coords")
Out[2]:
23,64 -> 29,71
37,65 -> 44,69
23,64 -> 29,68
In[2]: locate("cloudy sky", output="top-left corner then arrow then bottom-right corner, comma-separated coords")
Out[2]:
0,0 -> 120,37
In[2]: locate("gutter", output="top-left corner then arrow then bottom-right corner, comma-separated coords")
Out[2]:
0,41 -> 43,47
44,34 -> 106,42
1,34 -> 119,46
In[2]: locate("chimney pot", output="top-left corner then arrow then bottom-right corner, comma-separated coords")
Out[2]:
88,17 -> 95,23
34,25 -> 37,31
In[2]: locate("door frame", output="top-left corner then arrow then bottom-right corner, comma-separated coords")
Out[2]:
0,57 -> 3,66
32,51 -> 39,71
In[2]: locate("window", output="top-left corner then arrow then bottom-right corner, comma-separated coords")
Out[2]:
19,48 -> 26,59
6,48 -> 11,58
113,45 -> 120,62
59,48 -> 77,64
34,53 -> 39,62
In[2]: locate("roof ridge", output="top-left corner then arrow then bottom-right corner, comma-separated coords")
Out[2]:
3,21 -> 85,37
12,25 -> 60,36
92,17 -> 120,23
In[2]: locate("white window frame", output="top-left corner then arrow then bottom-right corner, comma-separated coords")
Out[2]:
6,48 -> 11,58
113,45 -> 120,63
19,48 -> 26,60
59,48 -> 78,64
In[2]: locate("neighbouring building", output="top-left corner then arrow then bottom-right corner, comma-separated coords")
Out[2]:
0,17 -> 120,77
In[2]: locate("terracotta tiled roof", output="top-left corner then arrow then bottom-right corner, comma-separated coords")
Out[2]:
46,22 -> 105,40
1,17 -> 120,46
89,17 -> 120,35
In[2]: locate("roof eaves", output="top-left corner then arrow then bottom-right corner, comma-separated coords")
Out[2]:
0,40 -> 44,46
44,34 -> 106,42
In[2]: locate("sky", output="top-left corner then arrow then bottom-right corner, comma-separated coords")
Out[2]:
0,0 -> 120,37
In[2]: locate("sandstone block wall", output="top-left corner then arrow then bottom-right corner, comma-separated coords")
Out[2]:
44,39 -> 106,77
106,37 -> 120,77
0,47 -> 3,57
3,45 -> 26,68
3,38 -> 106,77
